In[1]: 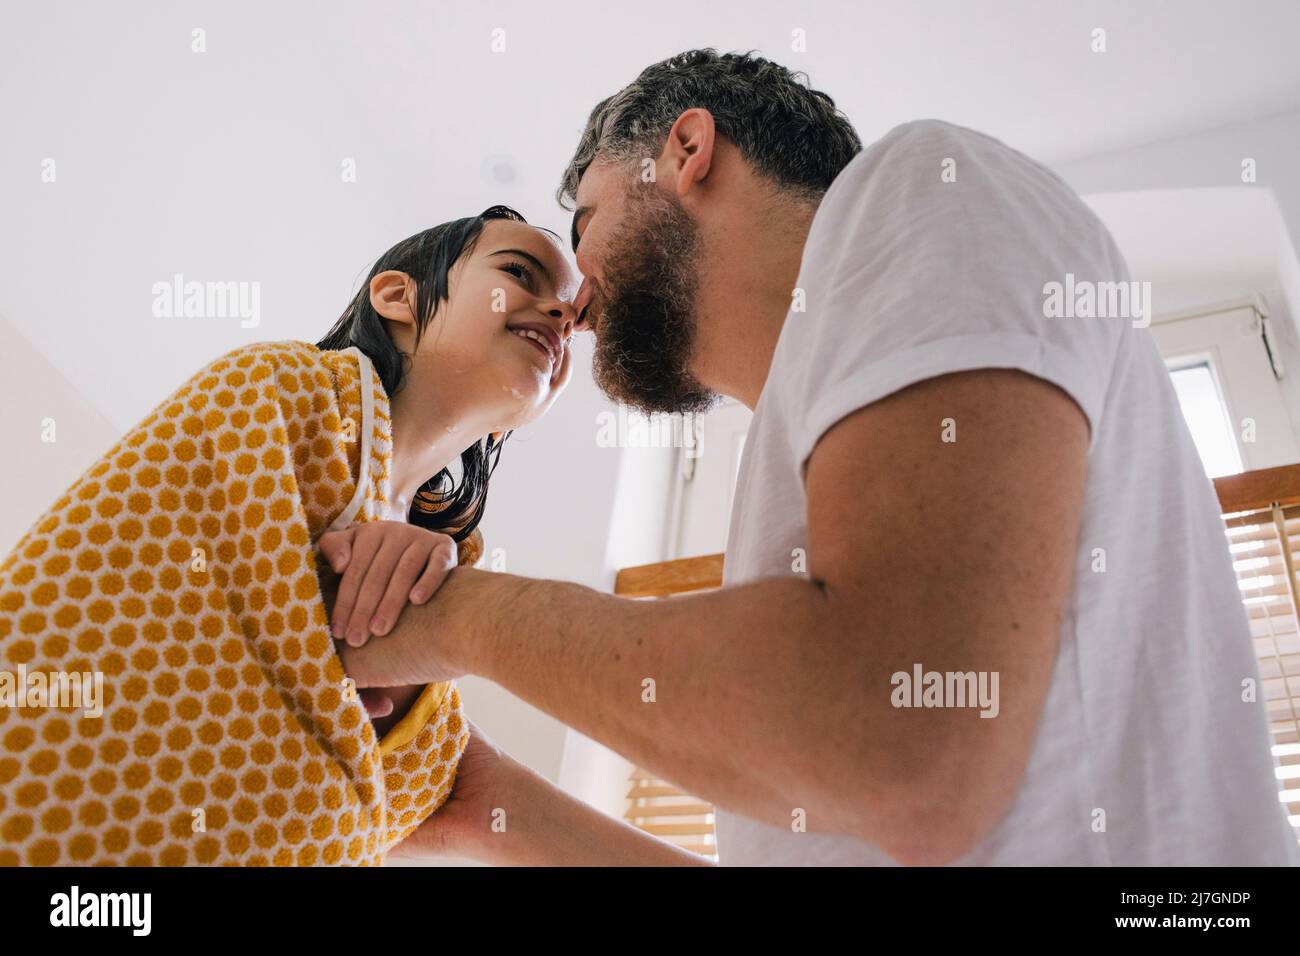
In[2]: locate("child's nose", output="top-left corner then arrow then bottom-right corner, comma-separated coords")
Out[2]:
541,299 -> 578,341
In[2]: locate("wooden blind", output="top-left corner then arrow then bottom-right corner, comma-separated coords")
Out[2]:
623,766 -> 717,860
615,554 -> 726,859
612,462 -> 1300,854
1215,464 -> 1300,845
614,553 -> 724,599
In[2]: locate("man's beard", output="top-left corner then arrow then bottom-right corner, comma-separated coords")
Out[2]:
588,185 -> 718,415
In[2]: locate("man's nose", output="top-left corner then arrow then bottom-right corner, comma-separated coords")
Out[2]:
571,277 -> 594,332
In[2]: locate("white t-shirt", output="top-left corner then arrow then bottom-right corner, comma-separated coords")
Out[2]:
717,119 -> 1299,866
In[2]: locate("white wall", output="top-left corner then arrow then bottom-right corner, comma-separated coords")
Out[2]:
1055,108 -> 1300,332
555,435 -> 679,818
1055,107 -> 1300,238
1053,110 -> 1300,446
0,317 -> 120,554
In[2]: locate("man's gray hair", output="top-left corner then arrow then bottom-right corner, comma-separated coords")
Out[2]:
556,49 -> 862,210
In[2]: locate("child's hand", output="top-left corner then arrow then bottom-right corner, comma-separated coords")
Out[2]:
317,521 -> 458,647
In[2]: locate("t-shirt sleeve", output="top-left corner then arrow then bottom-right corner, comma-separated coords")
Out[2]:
783,119 -> 1134,470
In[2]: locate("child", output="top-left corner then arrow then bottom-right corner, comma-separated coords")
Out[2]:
0,204 -> 577,864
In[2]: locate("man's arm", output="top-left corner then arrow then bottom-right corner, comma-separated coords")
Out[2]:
393,725 -> 714,866
341,369 -> 1089,865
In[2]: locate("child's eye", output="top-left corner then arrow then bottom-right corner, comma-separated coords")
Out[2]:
501,260 -> 534,287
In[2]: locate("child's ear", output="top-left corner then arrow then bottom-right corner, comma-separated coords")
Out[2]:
369,271 -> 417,324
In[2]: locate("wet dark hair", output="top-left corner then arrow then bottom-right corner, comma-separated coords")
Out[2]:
315,204 -> 527,543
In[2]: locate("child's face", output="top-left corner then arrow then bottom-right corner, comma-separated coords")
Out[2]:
384,220 -> 580,430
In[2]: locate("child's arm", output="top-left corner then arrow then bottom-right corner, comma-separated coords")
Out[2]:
315,522 -> 440,725
318,520 -> 459,646
316,520 -> 480,849
317,521 -> 472,726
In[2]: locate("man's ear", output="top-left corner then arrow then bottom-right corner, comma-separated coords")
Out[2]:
369,270 -> 417,324
663,107 -> 716,200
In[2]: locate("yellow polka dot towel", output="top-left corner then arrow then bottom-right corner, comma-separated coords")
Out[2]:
0,341 -> 473,865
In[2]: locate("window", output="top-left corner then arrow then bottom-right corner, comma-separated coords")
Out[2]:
670,398 -> 752,560
1167,360 -> 1244,478
1147,297 -> 1300,848
1151,297 -> 1300,471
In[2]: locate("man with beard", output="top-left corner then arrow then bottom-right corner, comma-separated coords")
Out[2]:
334,50 -> 1298,866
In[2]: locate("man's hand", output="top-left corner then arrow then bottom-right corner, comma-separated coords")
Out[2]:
389,719 -> 515,860
393,719 -> 711,866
